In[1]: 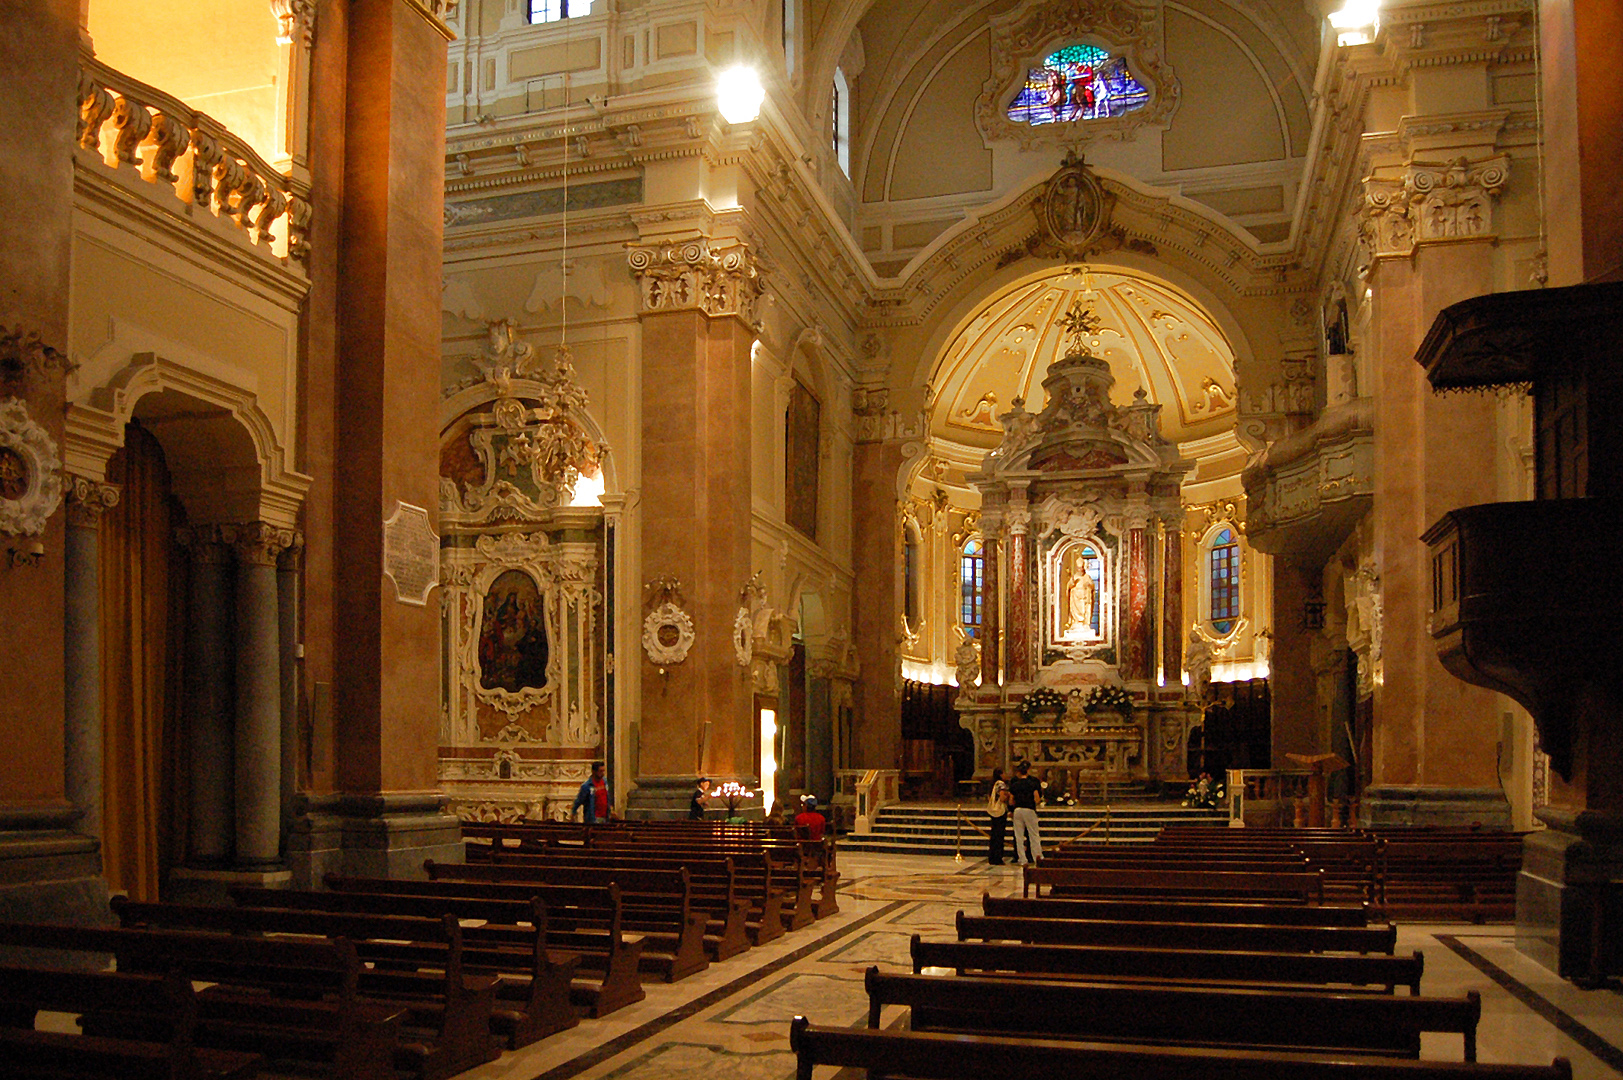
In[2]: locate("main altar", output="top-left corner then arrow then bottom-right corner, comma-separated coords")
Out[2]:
958,296 -> 1203,795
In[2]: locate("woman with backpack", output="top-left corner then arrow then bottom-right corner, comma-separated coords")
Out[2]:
985,767 -> 1011,866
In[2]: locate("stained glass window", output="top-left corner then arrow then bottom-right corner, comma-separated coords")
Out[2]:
960,539 -> 984,636
1209,527 -> 1239,635
1006,44 -> 1150,126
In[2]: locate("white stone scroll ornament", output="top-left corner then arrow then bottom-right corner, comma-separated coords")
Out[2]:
642,576 -> 694,667
733,607 -> 754,667
0,397 -> 63,537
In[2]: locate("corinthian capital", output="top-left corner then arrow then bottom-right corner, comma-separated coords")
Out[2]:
222,521 -> 299,567
626,238 -> 764,327
270,0 -> 316,47
1360,153 -> 1508,260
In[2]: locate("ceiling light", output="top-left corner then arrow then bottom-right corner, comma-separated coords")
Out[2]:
1329,0 -> 1380,46
717,66 -> 765,125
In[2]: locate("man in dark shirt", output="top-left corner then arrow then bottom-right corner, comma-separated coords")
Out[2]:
689,777 -> 711,819
1007,760 -> 1044,864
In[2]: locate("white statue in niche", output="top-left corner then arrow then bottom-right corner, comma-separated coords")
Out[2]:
1063,546 -> 1099,639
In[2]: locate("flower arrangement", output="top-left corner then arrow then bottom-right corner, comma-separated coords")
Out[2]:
1084,684 -> 1134,716
1044,785 -> 1077,807
1019,686 -> 1067,722
1182,773 -> 1225,810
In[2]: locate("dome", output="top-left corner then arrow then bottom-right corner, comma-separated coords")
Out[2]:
931,267 -> 1238,451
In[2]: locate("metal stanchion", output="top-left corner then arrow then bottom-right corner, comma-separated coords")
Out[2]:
954,804 -> 964,862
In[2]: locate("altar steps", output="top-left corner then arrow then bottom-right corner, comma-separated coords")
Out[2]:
838,801 -> 1228,855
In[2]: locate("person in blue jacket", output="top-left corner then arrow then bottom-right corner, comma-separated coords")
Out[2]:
573,761 -> 612,823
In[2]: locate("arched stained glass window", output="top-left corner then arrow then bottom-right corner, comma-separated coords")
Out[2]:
960,538 -> 984,636
1208,527 -> 1240,635
1006,44 -> 1150,126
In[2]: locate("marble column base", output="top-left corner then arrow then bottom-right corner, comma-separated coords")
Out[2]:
166,865 -> 293,906
286,791 -> 463,887
1361,785 -> 1511,828
1517,808 -> 1623,983
625,775 -> 764,821
0,805 -> 112,964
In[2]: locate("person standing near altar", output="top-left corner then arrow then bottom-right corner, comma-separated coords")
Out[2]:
986,767 -> 1011,865
1008,761 -> 1044,864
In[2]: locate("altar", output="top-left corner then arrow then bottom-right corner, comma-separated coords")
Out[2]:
956,272 -> 1203,788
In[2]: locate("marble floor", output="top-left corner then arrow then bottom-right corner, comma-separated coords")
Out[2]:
454,851 -> 1623,1080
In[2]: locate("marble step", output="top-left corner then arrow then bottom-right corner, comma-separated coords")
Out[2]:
838,802 -> 1227,853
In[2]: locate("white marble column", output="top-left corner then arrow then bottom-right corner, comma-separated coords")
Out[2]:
63,476 -> 119,839
181,525 -> 234,863
228,523 -> 296,866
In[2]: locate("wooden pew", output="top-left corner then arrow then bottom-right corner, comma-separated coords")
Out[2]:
392,870 -> 646,1017
1378,840 -> 1521,922
421,862 -> 704,982
582,837 -> 819,929
0,922 -> 403,1080
460,848 -> 783,946
108,898 -> 500,1080
865,968 -> 1481,1059
788,1018 -> 1573,1080
956,911 -> 1398,954
230,887 -> 579,1049
0,966 -> 262,1080
911,936 -> 1426,995
1023,865 -> 1326,904
982,894 -> 1373,927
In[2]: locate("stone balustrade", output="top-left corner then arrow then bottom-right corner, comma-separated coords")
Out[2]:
76,56 -> 310,264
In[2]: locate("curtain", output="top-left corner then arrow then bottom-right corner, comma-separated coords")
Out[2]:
100,421 -> 186,899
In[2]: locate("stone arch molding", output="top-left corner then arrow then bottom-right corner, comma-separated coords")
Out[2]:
65,350 -> 310,529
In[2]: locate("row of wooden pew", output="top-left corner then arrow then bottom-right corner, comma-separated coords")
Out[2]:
791,833 -> 1565,1080
1018,823 -> 1524,921
0,818 -> 838,1080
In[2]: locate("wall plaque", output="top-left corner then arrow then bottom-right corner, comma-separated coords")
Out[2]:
383,500 -> 439,606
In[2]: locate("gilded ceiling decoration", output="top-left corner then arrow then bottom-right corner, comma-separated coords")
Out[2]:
932,267 -> 1236,450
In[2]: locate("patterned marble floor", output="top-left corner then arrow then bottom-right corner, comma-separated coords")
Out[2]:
455,852 -> 1623,1080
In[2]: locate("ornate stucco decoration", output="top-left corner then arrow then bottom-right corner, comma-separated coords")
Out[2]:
733,607 -> 754,667
977,0 -> 1178,152
1025,153 -> 1138,260
0,398 -> 63,538
627,238 -> 765,329
270,0 -> 316,46
0,325 -> 75,391
643,576 -> 695,668
442,530 -> 602,738
442,320 -> 607,525
1360,155 -> 1509,260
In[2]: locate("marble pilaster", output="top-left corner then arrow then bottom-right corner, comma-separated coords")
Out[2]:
63,477 -> 118,840
277,536 -> 303,850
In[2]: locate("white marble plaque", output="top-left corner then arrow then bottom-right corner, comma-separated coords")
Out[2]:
383,501 -> 439,606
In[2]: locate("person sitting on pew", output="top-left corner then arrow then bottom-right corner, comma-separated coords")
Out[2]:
690,777 -> 712,820
795,795 -> 827,841
573,762 -> 614,823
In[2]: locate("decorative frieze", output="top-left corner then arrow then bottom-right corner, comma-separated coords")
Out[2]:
627,239 -> 764,327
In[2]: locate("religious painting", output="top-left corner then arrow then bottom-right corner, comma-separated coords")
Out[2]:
0,447 -> 27,500
478,569 -> 550,693
786,379 -> 821,540
1061,544 -> 1104,640
1006,45 -> 1151,127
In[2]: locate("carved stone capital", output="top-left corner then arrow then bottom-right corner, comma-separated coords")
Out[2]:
1360,154 -> 1508,260
221,521 -> 299,567
277,530 -> 306,571
627,239 -> 764,327
176,524 -> 231,565
64,476 -> 120,528
270,0 -> 316,47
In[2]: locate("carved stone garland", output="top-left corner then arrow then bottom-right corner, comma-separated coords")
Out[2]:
642,576 -> 695,667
